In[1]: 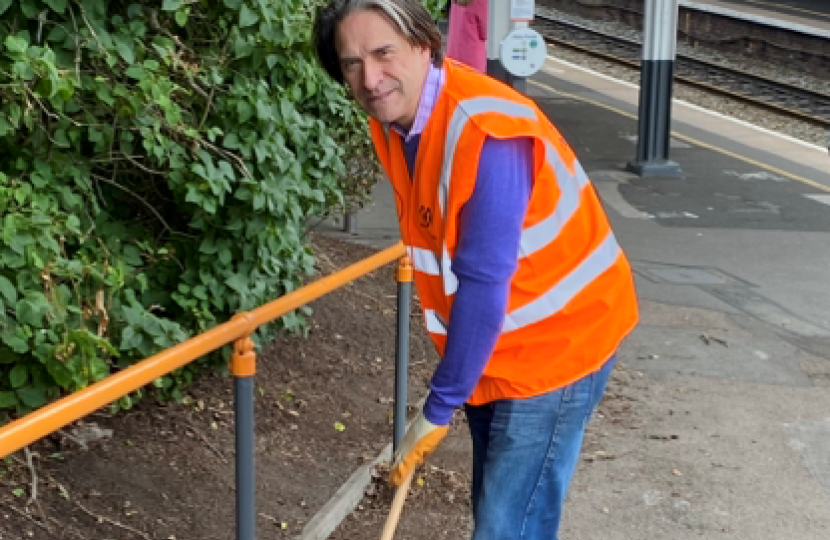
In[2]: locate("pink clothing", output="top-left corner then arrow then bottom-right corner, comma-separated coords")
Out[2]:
446,0 -> 488,73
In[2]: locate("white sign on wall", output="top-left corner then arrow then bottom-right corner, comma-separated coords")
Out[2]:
500,27 -> 546,77
510,0 -> 535,21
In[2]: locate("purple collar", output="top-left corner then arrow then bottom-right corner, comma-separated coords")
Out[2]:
391,63 -> 445,142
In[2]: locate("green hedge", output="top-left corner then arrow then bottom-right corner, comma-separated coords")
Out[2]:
0,0 -> 374,418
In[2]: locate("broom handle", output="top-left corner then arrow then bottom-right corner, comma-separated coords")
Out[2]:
379,470 -> 415,540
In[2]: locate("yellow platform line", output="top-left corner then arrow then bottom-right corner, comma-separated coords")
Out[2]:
529,79 -> 830,194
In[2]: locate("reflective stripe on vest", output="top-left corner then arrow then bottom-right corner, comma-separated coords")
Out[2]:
519,142 -> 590,257
408,246 -> 441,276
430,98 -> 538,297
419,231 -> 621,336
438,97 -> 537,217
407,96 -> 623,337
425,309 -> 448,335
502,231 -> 621,332
413,105 -> 595,296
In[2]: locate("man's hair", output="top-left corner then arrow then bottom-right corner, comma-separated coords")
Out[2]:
313,0 -> 444,85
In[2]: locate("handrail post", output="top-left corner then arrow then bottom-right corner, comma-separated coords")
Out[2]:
394,256 -> 413,452
231,319 -> 256,540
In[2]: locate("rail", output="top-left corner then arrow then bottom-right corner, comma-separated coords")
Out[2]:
535,13 -> 830,128
0,241 -> 411,540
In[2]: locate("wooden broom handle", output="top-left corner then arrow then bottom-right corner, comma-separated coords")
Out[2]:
379,470 -> 415,540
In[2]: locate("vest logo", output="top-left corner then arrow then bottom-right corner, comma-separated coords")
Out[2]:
418,205 -> 433,228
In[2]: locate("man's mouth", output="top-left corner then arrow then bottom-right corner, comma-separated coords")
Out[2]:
367,89 -> 394,104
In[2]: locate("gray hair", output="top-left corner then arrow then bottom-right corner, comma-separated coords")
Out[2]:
313,0 -> 444,85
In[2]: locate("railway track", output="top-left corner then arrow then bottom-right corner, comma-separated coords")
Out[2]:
534,14 -> 830,128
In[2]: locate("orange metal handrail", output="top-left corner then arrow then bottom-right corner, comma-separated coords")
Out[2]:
0,242 -> 406,458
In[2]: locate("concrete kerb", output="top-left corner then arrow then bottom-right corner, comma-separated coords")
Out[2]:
298,442 -> 393,540
297,396 -> 426,540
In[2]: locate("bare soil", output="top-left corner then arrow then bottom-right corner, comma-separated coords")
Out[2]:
0,235 -> 439,540
327,365 -> 643,540
0,234 -> 640,540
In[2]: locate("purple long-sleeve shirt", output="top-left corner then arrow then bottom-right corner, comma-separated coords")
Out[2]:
393,66 -> 533,425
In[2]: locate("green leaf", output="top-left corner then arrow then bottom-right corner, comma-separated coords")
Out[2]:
54,128 -> 70,148
17,386 -> 47,408
223,133 -> 241,150
1,332 -> 28,354
225,273 -> 248,293
0,276 -> 16,304
113,34 -> 135,64
44,358 -> 72,389
0,391 -> 18,408
17,294 -> 50,328
162,0 -> 184,11
20,0 -> 38,18
66,214 -> 81,233
0,0 -> 12,16
239,4 -> 259,27
125,65 -> 146,80
4,36 -> 28,55
175,8 -> 189,27
334,421 -> 345,432
44,0 -> 67,14
9,365 -> 28,389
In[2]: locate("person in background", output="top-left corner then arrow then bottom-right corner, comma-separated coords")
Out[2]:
313,1 -> 639,538
446,0 -> 488,73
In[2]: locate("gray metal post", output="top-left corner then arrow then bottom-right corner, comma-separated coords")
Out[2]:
394,259 -> 412,452
627,0 -> 684,178
235,376 -> 256,540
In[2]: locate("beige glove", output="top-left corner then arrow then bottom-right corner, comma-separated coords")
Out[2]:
389,409 -> 449,486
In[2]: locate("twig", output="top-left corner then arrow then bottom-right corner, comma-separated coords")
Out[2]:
0,501 -> 52,532
123,153 -> 167,176
171,126 -> 252,179
66,3 -> 82,84
187,77 -> 209,100
185,422 -> 228,464
23,447 -> 37,507
258,512 -> 279,524
75,500 -> 152,540
90,173 -> 174,235
198,83 -> 215,131
74,1 -> 112,65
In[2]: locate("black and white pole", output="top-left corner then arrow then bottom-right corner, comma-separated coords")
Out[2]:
627,0 -> 683,178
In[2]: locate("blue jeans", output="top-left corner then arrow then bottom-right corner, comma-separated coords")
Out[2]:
464,356 -> 615,540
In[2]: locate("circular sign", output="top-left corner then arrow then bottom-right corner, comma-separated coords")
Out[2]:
499,28 -> 547,78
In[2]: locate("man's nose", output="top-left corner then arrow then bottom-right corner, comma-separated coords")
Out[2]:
362,59 -> 383,91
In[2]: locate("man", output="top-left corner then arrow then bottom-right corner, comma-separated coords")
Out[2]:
313,1 -> 638,538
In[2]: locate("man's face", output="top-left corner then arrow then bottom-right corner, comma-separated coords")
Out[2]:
335,10 -> 431,128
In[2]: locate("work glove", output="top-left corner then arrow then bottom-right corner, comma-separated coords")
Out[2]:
389,409 -> 449,486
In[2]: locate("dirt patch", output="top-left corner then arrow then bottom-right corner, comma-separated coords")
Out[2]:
328,364 -> 643,540
0,234 -> 438,540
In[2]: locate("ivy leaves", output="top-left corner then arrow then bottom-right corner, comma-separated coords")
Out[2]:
0,0 -> 370,417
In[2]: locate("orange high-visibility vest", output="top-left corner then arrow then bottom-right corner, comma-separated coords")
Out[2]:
369,60 -> 639,406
